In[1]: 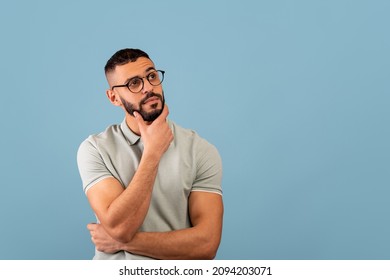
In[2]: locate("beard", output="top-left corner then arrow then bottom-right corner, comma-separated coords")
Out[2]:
120,91 -> 165,122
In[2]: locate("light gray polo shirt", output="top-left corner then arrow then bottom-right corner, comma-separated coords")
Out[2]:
77,119 -> 222,260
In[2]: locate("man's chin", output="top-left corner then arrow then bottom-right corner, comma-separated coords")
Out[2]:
140,98 -> 165,122
140,108 -> 163,122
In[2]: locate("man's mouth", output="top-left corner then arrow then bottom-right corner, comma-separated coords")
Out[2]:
143,96 -> 160,104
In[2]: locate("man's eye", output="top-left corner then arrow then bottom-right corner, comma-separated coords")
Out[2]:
129,79 -> 141,86
148,73 -> 157,80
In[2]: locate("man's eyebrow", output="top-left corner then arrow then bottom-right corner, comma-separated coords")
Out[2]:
145,66 -> 156,73
123,67 -> 156,84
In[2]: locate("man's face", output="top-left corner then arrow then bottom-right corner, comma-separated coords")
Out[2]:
120,91 -> 164,122
107,57 -> 164,122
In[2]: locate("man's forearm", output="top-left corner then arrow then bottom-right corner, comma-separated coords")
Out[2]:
120,193 -> 223,259
122,227 -> 221,260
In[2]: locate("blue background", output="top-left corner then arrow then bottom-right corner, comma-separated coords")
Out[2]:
0,0 -> 389,259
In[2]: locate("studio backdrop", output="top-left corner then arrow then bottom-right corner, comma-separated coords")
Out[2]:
0,0 -> 389,259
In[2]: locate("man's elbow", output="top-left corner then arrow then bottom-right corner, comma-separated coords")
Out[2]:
112,233 -> 133,244
196,245 -> 218,260
196,236 -> 221,260
106,224 -> 136,243
202,249 -> 217,260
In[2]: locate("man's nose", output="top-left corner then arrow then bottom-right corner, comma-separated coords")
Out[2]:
141,78 -> 154,94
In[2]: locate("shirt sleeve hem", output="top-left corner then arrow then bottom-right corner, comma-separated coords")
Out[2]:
191,189 -> 223,196
84,175 -> 114,194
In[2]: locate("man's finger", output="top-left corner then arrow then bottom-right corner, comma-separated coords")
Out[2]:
133,111 -> 146,127
87,223 -> 97,231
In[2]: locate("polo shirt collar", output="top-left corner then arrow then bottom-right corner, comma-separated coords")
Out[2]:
120,119 -> 141,145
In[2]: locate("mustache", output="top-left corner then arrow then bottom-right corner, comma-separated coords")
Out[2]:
140,92 -> 163,105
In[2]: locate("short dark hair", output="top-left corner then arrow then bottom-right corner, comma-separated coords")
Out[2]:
104,48 -> 150,74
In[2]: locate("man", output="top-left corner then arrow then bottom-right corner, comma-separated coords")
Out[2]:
77,48 -> 223,260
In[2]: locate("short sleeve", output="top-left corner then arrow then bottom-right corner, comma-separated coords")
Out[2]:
77,137 -> 114,194
192,138 -> 223,195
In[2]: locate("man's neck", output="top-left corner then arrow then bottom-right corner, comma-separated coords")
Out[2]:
125,114 -> 141,136
125,113 -> 153,136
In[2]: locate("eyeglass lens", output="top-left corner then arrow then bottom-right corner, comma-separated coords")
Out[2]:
128,71 -> 164,93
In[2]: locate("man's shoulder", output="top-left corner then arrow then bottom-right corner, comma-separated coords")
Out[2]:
169,120 -> 203,143
83,123 -> 122,142
169,120 -> 218,151
169,120 -> 194,135
78,123 -> 123,153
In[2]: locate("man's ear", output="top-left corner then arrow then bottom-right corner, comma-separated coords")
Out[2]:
106,89 -> 122,106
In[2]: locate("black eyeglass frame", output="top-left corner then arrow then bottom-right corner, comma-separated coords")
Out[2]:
111,70 -> 165,93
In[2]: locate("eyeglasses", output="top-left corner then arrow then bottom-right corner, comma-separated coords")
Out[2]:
111,70 -> 165,93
